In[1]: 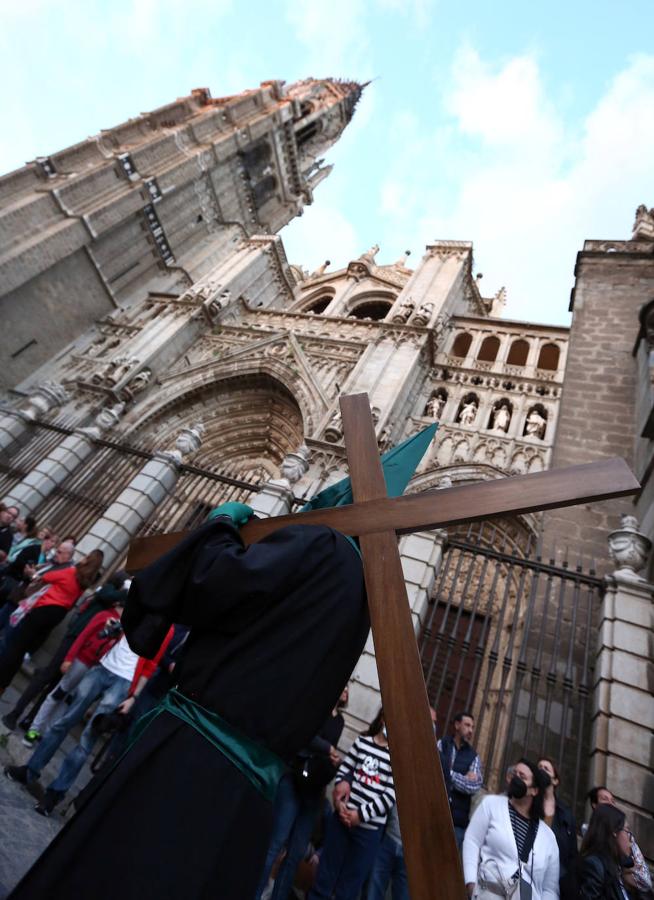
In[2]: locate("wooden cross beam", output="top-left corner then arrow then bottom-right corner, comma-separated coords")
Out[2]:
126,394 -> 639,900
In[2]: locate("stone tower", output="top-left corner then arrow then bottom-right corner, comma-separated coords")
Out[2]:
0,78 -> 363,389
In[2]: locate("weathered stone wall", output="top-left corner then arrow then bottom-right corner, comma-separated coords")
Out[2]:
0,250 -> 114,389
544,240 -> 654,572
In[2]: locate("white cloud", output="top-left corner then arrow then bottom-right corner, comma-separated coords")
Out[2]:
284,0 -> 370,77
282,204 -> 361,274
378,48 -> 654,324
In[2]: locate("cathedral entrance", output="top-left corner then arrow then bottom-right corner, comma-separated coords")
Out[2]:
419,522 -> 602,820
0,374 -> 305,550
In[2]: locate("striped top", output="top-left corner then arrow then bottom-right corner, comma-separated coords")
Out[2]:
336,735 -> 396,829
508,803 -> 531,858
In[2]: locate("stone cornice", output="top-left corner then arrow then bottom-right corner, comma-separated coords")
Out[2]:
449,314 -> 570,337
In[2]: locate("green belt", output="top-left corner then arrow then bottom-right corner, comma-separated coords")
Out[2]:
129,687 -> 287,803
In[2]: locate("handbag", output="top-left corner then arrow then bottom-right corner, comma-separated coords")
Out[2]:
290,752 -> 336,791
8,586 -> 48,627
476,819 -> 538,900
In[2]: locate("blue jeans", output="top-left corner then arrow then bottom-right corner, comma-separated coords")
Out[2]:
454,825 -> 466,852
255,773 -> 323,900
366,833 -> 409,900
27,664 -> 130,795
308,813 -> 383,900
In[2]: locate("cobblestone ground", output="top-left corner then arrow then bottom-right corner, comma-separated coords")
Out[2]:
0,690 -> 95,898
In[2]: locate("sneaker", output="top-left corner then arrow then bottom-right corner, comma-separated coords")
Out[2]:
1,712 -> 17,731
22,729 -> 40,748
34,789 -> 62,817
4,764 -> 29,784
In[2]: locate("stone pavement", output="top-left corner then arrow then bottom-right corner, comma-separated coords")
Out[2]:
0,688 -> 95,898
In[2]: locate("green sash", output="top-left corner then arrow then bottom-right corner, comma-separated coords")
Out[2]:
130,688 -> 287,803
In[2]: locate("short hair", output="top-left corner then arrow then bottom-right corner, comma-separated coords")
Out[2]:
587,785 -> 610,807
454,711 -> 474,723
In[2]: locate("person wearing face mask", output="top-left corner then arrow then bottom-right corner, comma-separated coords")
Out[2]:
308,708 -> 396,900
462,757 -> 560,899
537,757 -> 577,900
579,804 -> 635,900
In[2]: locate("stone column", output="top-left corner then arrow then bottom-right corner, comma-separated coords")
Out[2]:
345,529 -> 448,745
2,403 -> 124,516
249,445 -> 310,519
0,381 -> 69,456
75,424 -> 204,569
591,515 -> 654,861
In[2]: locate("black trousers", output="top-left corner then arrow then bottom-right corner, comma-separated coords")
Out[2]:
7,635 -> 73,723
0,605 -> 67,690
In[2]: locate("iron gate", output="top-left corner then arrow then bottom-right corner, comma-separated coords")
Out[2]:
419,523 -> 603,820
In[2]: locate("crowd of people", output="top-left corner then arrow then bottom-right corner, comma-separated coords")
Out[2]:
0,502 -> 181,815
0,500 -> 652,898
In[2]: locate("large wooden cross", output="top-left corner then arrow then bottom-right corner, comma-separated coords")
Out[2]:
127,393 -> 639,900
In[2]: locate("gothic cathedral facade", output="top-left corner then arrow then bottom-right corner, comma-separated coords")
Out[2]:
0,79 -> 652,856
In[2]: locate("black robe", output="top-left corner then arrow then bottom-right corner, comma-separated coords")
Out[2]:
10,520 -> 369,899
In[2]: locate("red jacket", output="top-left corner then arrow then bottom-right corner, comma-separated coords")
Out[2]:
65,620 -> 174,694
64,610 -> 122,667
33,565 -> 82,611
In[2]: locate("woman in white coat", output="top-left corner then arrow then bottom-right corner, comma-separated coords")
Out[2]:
462,758 -> 560,899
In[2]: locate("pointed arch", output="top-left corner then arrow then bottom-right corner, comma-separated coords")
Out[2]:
451,332 -> 472,357
506,339 -> 529,367
477,335 -> 500,362
537,343 -> 560,371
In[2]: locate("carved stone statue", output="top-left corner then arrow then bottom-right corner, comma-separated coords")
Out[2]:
119,367 -> 153,401
394,250 -> 411,267
525,409 -> 547,439
392,298 -> 414,323
281,444 -> 311,484
458,400 -> 477,426
492,402 -> 511,433
425,394 -> 445,420
412,300 -> 434,327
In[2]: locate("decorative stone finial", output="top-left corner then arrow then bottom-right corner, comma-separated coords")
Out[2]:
175,423 -> 205,457
21,381 -> 70,421
78,402 -> 126,439
632,204 -> 654,241
158,423 -> 205,466
608,514 -> 652,579
394,250 -> 411,267
310,260 -> 331,278
359,244 -> 380,264
95,402 -> 125,431
280,444 -> 311,484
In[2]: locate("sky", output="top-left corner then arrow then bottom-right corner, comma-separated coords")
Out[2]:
1,0 -> 653,325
